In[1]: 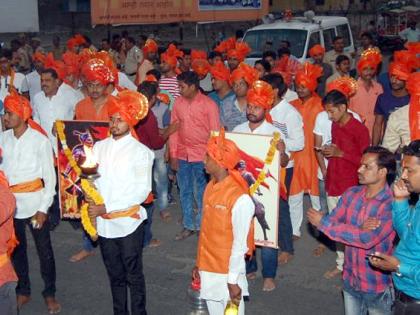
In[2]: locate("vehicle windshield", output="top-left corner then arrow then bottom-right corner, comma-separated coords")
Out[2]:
243,29 -> 308,59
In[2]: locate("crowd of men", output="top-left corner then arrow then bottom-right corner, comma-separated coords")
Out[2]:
0,28 -> 419,315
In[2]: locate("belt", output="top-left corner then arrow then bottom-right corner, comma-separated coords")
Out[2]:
101,205 -> 141,220
395,289 -> 420,304
0,253 -> 9,268
9,178 -> 43,193
126,72 -> 137,76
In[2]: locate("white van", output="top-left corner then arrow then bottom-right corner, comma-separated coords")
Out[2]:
243,14 -> 355,64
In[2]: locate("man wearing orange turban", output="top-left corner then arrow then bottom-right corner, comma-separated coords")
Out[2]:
289,62 -> 323,239
159,44 -> 183,100
0,93 -> 59,314
233,80 -> 289,292
209,61 -> 235,108
219,63 -> 258,131
227,42 -> 251,72
350,48 -> 384,137
309,44 -> 333,97
192,128 -> 254,315
87,89 -> 154,315
372,50 -> 414,145
21,52 -> 46,101
135,39 -> 158,85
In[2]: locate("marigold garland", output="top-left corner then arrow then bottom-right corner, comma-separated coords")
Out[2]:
249,132 -> 280,196
56,120 -> 103,239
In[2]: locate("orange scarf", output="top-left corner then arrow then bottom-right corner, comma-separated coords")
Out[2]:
408,73 -> 420,140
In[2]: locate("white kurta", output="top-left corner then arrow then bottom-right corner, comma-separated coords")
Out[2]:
32,83 -> 80,154
0,72 -> 25,102
0,127 -> 56,219
21,70 -> 41,101
199,194 -> 254,301
93,134 -> 154,239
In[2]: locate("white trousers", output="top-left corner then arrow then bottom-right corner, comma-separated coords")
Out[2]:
206,298 -> 245,315
289,192 -> 320,237
327,195 -> 344,271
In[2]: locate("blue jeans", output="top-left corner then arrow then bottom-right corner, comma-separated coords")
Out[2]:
246,168 -> 294,278
143,203 -> 155,247
82,230 -> 95,252
343,282 -> 393,315
177,160 -> 207,231
153,157 -> 169,212
318,179 -> 329,214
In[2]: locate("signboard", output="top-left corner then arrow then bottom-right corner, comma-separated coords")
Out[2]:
91,0 -> 268,25
0,0 -> 39,33
226,132 -> 280,248
57,120 -> 109,219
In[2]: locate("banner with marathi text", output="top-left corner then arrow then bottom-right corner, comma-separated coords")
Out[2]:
91,0 -> 268,25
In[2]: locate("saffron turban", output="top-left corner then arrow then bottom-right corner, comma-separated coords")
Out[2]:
207,128 -> 248,192
81,58 -> 115,86
326,76 -> 358,99
191,50 -> 207,61
227,42 -> 251,62
230,62 -> 259,86
143,39 -> 158,54
32,52 -> 46,64
210,61 -> 230,82
246,80 -> 275,110
389,50 -> 418,81
309,44 -> 325,58
357,47 -> 382,72
4,93 -> 47,136
67,34 -> 86,50
214,37 -> 236,54
43,53 -> 66,80
109,90 -> 149,127
94,51 -> 119,86
295,62 -> 323,92
161,44 -> 183,68
62,51 -> 81,77
272,55 -> 292,87
192,59 -> 211,77
407,72 -> 420,141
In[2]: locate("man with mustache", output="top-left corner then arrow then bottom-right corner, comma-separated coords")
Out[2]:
370,141 -> 420,314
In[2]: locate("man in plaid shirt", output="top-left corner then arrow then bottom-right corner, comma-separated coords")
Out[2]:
308,146 -> 397,315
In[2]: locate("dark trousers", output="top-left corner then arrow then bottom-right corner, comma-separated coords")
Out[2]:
12,218 -> 56,298
99,223 -> 147,315
394,290 -> 420,315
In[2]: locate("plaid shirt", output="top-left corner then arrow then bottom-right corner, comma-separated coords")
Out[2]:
319,185 -> 396,293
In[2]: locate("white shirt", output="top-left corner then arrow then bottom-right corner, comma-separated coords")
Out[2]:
21,70 -> 41,101
0,72 -> 25,102
118,72 -> 137,91
283,89 -> 298,103
270,99 -> 304,168
313,110 -> 362,179
200,194 -> 254,301
199,73 -> 213,93
125,46 -> 142,75
0,127 -> 56,219
32,83 -> 80,154
93,134 -> 154,238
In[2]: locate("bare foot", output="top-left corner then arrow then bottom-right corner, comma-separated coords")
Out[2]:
278,252 -> 294,265
292,235 -> 301,241
246,272 -> 256,280
148,239 -> 162,248
17,294 -> 30,309
262,278 -> 276,292
69,249 -> 95,263
323,267 -> 342,279
45,296 -> 61,314
160,210 -> 171,222
312,244 -> 327,257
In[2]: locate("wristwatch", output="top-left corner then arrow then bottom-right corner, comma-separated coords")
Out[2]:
395,264 -> 402,277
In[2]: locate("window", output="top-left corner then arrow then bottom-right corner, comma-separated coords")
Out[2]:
336,24 -> 352,48
243,29 -> 308,58
307,31 -> 321,57
322,28 -> 336,51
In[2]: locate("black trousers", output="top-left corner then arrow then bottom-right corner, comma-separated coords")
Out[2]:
12,218 -> 56,298
99,223 -> 147,315
394,291 -> 420,315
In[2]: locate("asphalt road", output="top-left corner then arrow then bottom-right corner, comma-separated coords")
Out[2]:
19,196 -> 343,315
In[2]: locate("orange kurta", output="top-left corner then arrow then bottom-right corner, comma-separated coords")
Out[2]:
197,175 -> 253,274
75,96 -> 116,121
290,95 -> 323,196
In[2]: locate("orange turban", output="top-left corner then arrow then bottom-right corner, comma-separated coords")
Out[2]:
67,34 -> 86,50
210,61 -> 230,82
230,62 -> 259,86
357,47 -> 382,72
326,76 -> 358,99
247,80 -> 274,110
227,42 -> 251,62
62,51 -> 81,77
214,37 -> 236,54
109,90 -> 149,127
95,51 -> 119,86
191,50 -> 207,61
389,50 -> 419,81
81,58 -> 115,86
79,48 -> 96,67
145,74 -> 158,82
295,62 -> 323,92
143,39 -> 158,54
408,72 -> 420,141
4,94 -> 47,136
309,44 -> 325,58
161,44 -> 183,68
207,128 -> 248,192
405,42 -> 420,55
272,55 -> 292,86
192,59 -> 211,77
32,52 -> 46,64
43,53 -> 66,80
